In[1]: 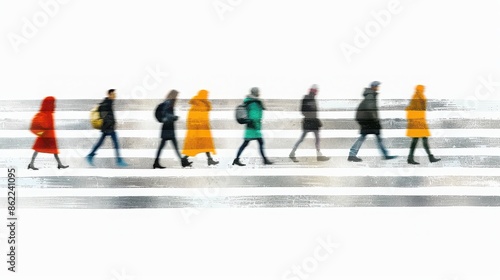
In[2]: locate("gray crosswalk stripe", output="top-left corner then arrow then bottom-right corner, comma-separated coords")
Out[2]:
0,99 -> 499,208
2,118 -> 500,130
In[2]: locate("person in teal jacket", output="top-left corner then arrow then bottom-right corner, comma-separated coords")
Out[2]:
232,87 -> 273,166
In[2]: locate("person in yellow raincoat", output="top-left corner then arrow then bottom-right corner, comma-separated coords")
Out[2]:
406,85 -> 441,164
182,89 -> 219,166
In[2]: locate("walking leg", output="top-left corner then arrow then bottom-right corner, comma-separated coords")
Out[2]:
233,140 -> 250,166
423,137 -> 441,163
206,152 -> 219,166
290,131 -> 307,155
110,131 -> 122,159
88,132 -> 107,157
349,134 -> 367,157
258,138 -> 272,165
408,138 -> 420,164
314,130 -> 329,161
28,151 -> 39,170
375,134 -> 390,158
289,131 -> 307,162
54,154 -> 68,169
30,151 -> 38,165
236,140 -> 250,159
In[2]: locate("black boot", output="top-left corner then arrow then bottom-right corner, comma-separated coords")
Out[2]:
207,157 -> 219,166
232,158 -> 245,166
429,154 -> 441,163
28,163 -> 39,170
407,156 -> 420,165
153,159 -> 166,169
347,156 -> 362,162
263,158 -> 273,165
181,156 -> 192,168
57,164 -> 69,169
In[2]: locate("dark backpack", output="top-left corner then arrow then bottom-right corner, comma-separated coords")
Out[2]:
155,102 -> 165,122
235,103 -> 249,124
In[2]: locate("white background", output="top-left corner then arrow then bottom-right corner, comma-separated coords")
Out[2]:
1,0 -> 500,279
1,0 -> 500,100
1,208 -> 500,280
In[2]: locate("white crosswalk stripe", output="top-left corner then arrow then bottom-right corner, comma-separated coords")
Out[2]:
1,99 -> 499,208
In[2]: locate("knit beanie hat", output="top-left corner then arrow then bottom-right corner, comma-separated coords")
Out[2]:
309,84 -> 318,94
250,87 -> 260,97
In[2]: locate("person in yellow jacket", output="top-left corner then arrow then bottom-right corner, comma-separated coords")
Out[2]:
182,89 -> 219,166
406,85 -> 441,164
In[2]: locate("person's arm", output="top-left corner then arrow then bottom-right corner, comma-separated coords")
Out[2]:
246,101 -> 258,128
99,102 -> 111,121
301,98 -> 308,116
365,97 -> 379,121
162,103 -> 178,122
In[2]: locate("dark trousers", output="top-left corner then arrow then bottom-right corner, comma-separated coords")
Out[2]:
89,131 -> 121,158
155,138 -> 183,161
409,137 -> 432,157
236,138 -> 267,159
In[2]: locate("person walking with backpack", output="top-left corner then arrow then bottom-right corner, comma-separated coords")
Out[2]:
28,96 -> 69,170
86,89 -> 128,167
232,87 -> 273,166
181,89 -> 218,166
348,81 -> 397,162
153,90 -> 192,169
289,84 -> 330,162
406,85 -> 441,165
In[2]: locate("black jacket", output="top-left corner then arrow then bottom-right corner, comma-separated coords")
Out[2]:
301,93 -> 322,131
160,100 -> 178,140
99,98 -> 115,133
355,88 -> 381,135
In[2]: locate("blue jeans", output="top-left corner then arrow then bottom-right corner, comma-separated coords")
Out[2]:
88,131 -> 122,159
349,134 -> 388,157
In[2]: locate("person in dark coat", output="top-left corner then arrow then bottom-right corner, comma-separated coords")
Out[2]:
232,87 -> 273,166
289,85 -> 330,162
28,96 -> 69,170
153,90 -> 192,169
348,81 -> 397,162
86,89 -> 128,167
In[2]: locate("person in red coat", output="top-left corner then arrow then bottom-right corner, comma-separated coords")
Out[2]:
28,96 -> 68,170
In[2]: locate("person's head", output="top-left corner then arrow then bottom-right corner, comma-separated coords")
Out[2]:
166,89 -> 179,101
370,81 -> 381,91
107,89 -> 116,100
250,87 -> 259,97
198,89 -> 209,99
40,96 -> 56,112
309,84 -> 319,96
415,85 -> 425,94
